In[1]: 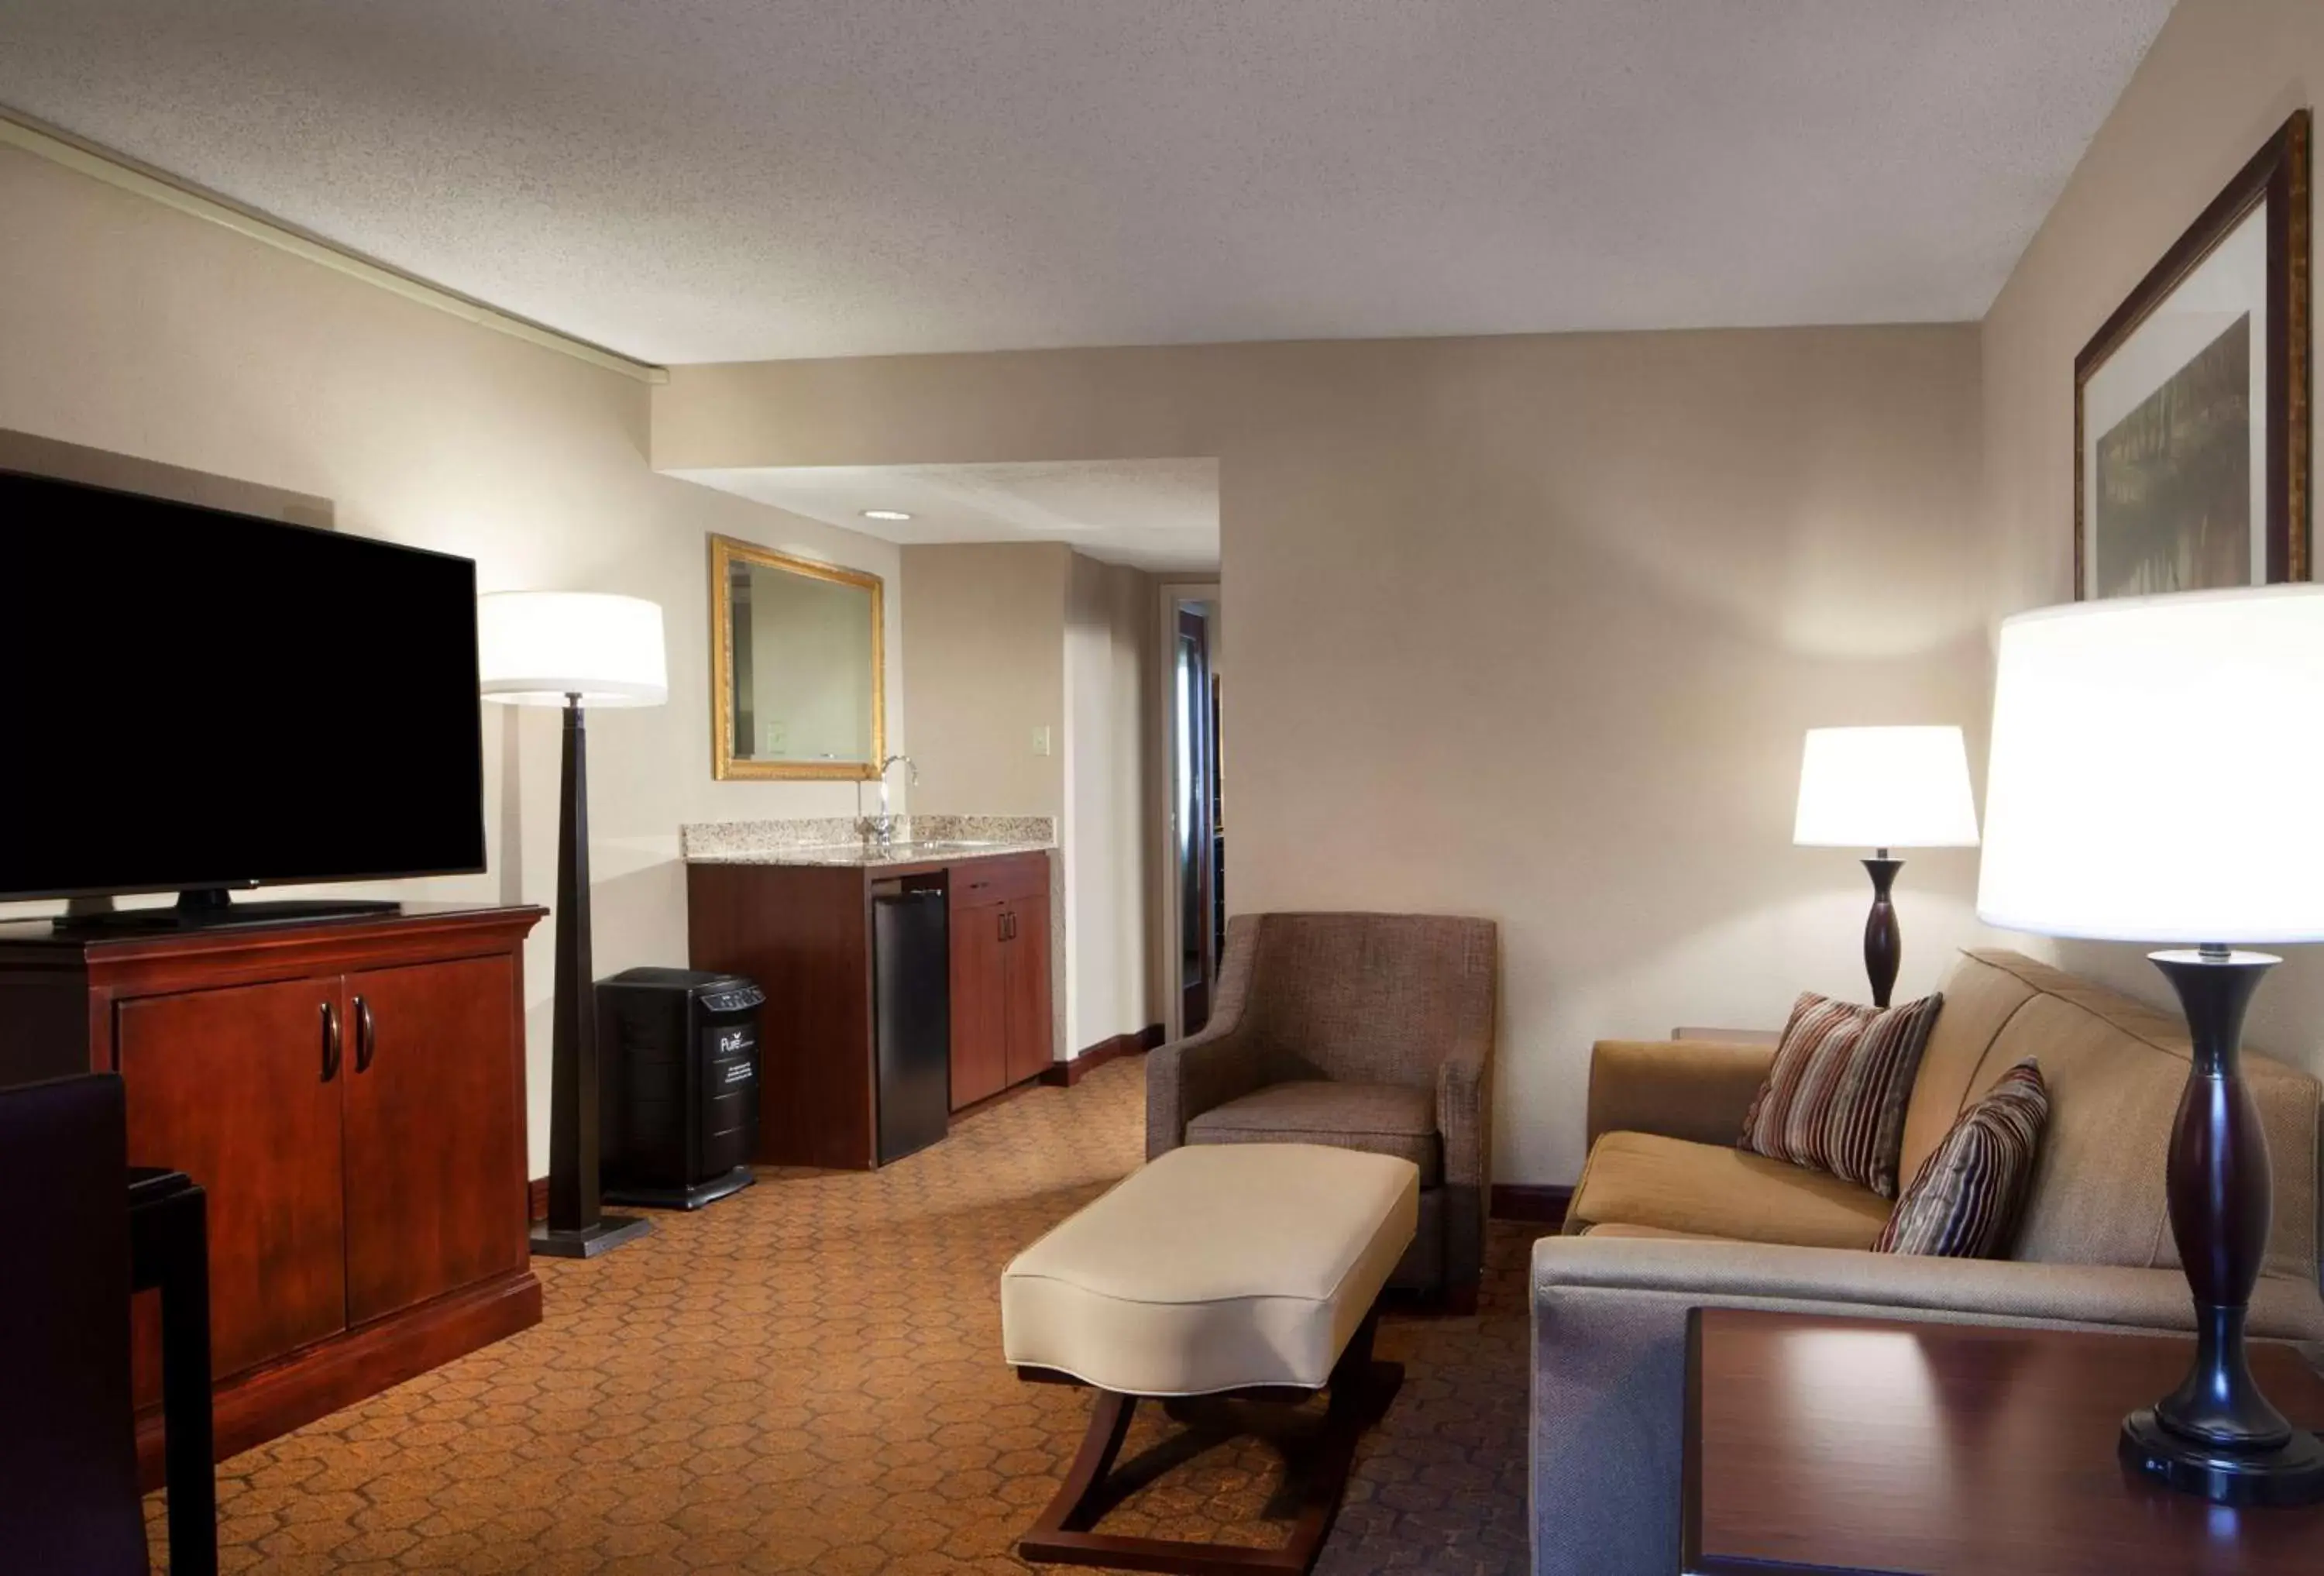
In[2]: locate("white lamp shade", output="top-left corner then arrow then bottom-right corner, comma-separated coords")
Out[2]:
1978,586 -> 2324,944
1793,725 -> 1979,848
477,591 -> 668,707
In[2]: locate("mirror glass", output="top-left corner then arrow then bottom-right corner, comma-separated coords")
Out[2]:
711,536 -> 885,779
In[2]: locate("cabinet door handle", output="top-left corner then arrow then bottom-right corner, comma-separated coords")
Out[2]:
321,1001 -> 342,1083
997,910 -> 1009,942
354,996 -> 376,1075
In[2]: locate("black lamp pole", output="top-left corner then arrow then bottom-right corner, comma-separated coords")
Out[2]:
1859,848 -> 1902,1010
2119,946 -> 2324,1504
531,693 -> 652,1259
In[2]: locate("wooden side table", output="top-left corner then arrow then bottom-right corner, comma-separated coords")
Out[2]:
1683,1306 -> 2324,1574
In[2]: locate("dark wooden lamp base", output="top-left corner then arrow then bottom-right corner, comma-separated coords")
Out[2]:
2123,1403 -> 2324,1507
1017,1312 -> 1401,1574
2126,948 -> 2324,1508
529,695 -> 653,1263
1860,853 -> 1901,1010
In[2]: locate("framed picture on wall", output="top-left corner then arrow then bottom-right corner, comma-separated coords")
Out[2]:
2074,109 -> 2309,600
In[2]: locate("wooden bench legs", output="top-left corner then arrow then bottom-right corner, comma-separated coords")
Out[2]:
1018,1313 -> 1404,1574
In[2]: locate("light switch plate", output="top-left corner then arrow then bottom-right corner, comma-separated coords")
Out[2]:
1031,724 -> 1052,757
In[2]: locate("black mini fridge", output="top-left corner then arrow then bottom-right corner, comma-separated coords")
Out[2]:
596,967 -> 764,1209
872,877 -> 951,1164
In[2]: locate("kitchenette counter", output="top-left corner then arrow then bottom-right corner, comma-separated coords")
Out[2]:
686,837 -> 1054,869
680,814 -> 1054,869
682,814 -> 1064,1169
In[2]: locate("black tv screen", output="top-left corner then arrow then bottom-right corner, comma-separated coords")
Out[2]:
0,470 -> 487,900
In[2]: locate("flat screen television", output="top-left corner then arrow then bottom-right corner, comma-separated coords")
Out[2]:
0,470 -> 486,923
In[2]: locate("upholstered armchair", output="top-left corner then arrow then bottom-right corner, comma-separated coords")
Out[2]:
1147,911 -> 1498,1306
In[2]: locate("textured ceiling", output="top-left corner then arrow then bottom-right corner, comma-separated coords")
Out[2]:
676,461 -> 1222,573
0,1 -> 2172,364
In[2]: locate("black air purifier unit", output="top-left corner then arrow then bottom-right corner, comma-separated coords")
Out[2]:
597,967 -> 764,1210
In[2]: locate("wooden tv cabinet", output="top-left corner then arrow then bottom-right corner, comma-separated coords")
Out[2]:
0,902 -> 545,1485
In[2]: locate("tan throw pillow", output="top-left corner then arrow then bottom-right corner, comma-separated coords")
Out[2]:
1874,1058 -> 2050,1258
1739,990 -> 1942,1198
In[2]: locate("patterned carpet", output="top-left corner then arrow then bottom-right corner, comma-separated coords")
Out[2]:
147,1056 -> 1538,1574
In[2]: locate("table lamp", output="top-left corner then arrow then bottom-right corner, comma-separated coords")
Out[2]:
480,591 -> 669,1259
1978,586 -> 2324,1505
1793,725 -> 1980,1007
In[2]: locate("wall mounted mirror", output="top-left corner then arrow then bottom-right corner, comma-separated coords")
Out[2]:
710,535 -> 885,779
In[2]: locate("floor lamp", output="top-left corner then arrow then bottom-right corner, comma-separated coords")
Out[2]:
1979,586 -> 2324,1505
1793,725 -> 1980,1007
480,591 -> 669,1260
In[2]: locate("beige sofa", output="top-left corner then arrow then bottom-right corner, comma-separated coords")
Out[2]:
1532,948 -> 2324,1576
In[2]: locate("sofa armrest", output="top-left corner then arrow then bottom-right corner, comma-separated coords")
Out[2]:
1585,1037 -> 1776,1150
1525,1234 -> 2324,1576
1534,1234 -> 2324,1338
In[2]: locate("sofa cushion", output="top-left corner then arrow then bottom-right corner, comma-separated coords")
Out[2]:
1897,951 -> 2044,1186
1565,1130 -> 1893,1248
1876,1058 -> 2050,1257
1740,991 -> 1942,1198
1914,951 -> 2321,1286
1185,1080 -> 1442,1185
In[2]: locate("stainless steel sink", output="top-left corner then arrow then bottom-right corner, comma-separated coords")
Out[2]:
878,839 -> 1002,855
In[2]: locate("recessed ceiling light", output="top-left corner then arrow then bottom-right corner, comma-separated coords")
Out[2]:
861,508 -> 913,521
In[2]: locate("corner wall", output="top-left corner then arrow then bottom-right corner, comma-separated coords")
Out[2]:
0,144 -> 906,1173
897,542 -> 1071,818
901,542 -> 1155,1056
1979,0 -> 2324,1072
1067,554 -> 1156,1049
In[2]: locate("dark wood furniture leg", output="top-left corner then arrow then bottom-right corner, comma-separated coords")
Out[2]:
1018,1312 -> 1402,1574
129,1167 -> 217,1576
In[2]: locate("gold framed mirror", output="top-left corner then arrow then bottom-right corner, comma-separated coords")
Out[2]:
710,535 -> 885,779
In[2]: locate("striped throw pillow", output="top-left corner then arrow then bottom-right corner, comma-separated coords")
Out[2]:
1738,990 -> 1942,1198
1874,1058 -> 2050,1258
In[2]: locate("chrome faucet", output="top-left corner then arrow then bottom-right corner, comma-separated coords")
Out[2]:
856,754 -> 917,848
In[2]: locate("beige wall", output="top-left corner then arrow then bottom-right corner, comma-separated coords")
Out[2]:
0,145 -> 906,1174
659,328 -> 1991,1183
898,542 -> 1070,817
1980,0 -> 2324,1072
1067,554 -> 1156,1049
902,542 -> 1154,1055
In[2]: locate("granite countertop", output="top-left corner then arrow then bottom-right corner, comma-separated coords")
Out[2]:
686,838 -> 1054,869
679,814 -> 1056,868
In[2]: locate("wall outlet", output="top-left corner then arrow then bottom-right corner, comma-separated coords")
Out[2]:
1031,724 -> 1052,757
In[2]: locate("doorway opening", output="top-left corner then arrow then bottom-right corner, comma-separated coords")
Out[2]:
1160,587 -> 1222,1041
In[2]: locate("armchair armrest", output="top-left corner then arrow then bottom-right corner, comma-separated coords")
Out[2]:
1436,1042 -> 1490,1192
1435,1007 -> 1495,1299
1585,1037 -> 1776,1149
1145,1019 -> 1272,1161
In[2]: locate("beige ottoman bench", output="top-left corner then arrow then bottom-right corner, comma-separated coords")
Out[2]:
1001,1143 -> 1419,1573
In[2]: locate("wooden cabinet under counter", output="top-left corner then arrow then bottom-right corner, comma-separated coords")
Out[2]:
948,855 -> 1051,1106
686,848 -> 1057,1168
